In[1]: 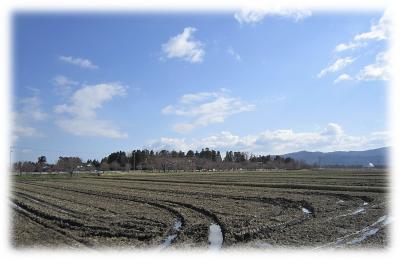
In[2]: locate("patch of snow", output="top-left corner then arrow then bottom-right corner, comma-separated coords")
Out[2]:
383,216 -> 393,226
351,208 -> 365,215
348,228 -> 379,245
209,224 -> 223,250
302,207 -> 311,214
255,242 -> 273,248
162,234 -> 177,247
160,220 -> 182,249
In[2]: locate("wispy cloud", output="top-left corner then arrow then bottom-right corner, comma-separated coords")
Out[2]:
59,55 -> 98,69
161,27 -> 205,63
334,73 -> 353,84
54,83 -> 128,138
227,46 -> 241,61
334,42 -> 364,52
331,52 -> 390,83
161,89 -> 255,133
234,8 -> 311,25
326,12 -> 391,84
148,123 -> 388,154
12,95 -> 48,142
335,11 -> 390,53
52,75 -> 79,95
318,57 -> 355,78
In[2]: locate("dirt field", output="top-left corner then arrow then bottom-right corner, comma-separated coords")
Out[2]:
10,169 -> 390,250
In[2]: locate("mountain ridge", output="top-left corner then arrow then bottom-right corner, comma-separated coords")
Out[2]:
283,147 -> 389,167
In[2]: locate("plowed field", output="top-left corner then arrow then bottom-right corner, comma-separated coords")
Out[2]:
11,169 -> 390,250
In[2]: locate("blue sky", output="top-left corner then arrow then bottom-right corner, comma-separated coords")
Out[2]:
12,10 -> 390,163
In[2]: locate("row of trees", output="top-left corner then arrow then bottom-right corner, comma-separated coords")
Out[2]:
13,156 -> 84,175
12,148 -> 309,174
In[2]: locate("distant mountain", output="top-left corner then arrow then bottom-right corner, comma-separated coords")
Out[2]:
283,147 -> 389,167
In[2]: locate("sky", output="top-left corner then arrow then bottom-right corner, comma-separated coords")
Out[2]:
12,9 -> 390,163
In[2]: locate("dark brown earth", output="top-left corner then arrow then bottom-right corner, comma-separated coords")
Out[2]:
10,169 -> 390,250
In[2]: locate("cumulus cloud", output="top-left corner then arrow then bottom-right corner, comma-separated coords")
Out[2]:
161,27 -> 205,63
334,73 -> 353,84
148,137 -> 194,152
332,52 -> 390,83
234,8 -> 311,25
356,52 -> 390,81
321,123 -> 344,136
318,57 -> 355,78
325,12 -> 391,84
54,83 -> 128,138
148,123 -> 388,155
329,12 -> 392,83
354,11 -> 391,42
59,55 -> 98,69
12,96 -> 48,141
161,90 -> 255,133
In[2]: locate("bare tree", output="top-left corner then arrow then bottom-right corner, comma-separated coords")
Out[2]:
100,161 -> 110,174
56,157 -> 82,176
125,163 -> 132,172
110,161 -> 121,171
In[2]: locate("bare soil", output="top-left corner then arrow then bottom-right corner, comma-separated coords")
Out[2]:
10,169 -> 389,250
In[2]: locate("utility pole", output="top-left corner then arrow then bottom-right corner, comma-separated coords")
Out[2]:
134,151 -> 136,172
318,156 -> 322,169
10,146 -> 13,173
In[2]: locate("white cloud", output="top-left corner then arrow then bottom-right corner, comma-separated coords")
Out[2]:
327,12 -> 391,84
333,52 -> 390,83
318,57 -> 355,78
234,8 -> 311,25
334,73 -> 353,83
148,123 -> 388,154
55,117 -> 127,139
52,75 -> 79,95
334,42 -> 363,52
356,52 -> 390,81
54,83 -> 128,138
161,27 -> 204,63
19,96 -> 48,121
180,92 -> 217,104
335,11 -> 391,53
13,123 -> 43,140
201,131 -> 257,151
254,123 -> 386,153
354,11 -> 391,42
321,123 -> 344,136
227,46 -> 241,61
161,90 -> 255,133
148,137 -> 194,152
12,96 -> 48,141
59,55 -> 98,69
234,9 -> 266,25
53,75 -> 78,87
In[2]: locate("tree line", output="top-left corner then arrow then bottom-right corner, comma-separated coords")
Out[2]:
12,148 -> 309,174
